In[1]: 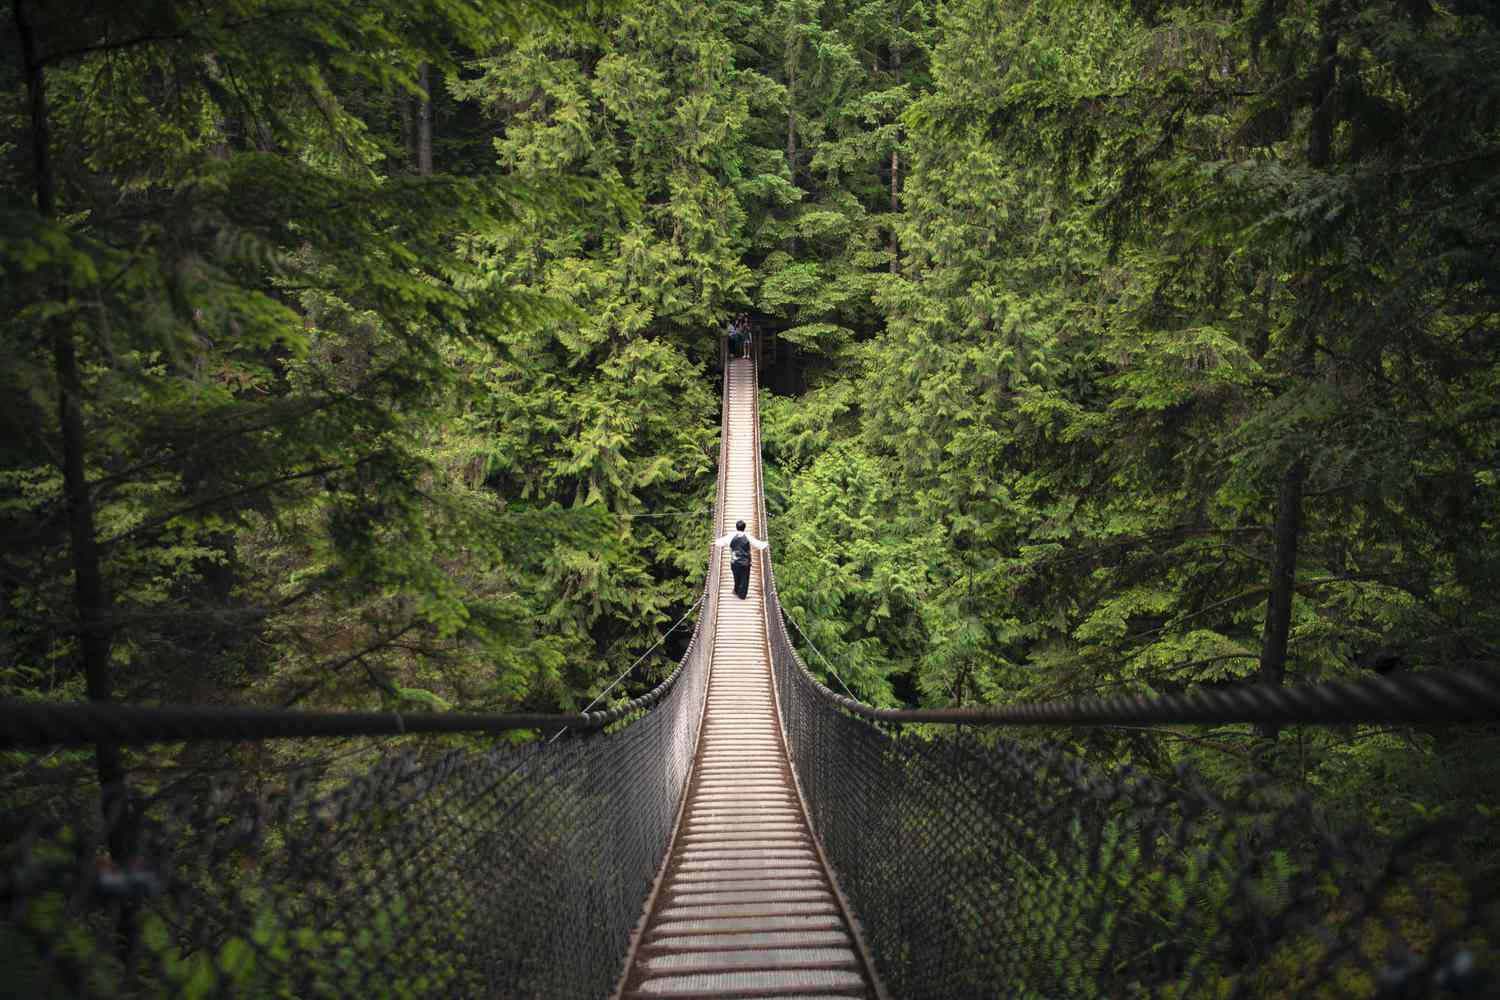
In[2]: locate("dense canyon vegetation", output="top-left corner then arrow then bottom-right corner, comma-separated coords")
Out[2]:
4,0 -> 1497,829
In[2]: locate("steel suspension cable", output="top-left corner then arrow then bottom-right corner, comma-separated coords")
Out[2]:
777,604 -> 860,701
777,642 -> 1500,727
0,649 -> 697,749
549,591 -> 705,743
765,552 -> 1500,728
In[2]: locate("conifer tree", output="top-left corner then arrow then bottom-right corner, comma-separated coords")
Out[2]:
0,0 -> 620,750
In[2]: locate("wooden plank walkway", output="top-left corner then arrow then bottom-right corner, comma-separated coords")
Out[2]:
618,359 -> 876,999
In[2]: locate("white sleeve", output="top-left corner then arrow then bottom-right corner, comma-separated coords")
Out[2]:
750,536 -> 770,550
713,533 -> 732,547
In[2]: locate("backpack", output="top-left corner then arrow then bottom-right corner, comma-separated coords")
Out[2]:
729,533 -> 751,566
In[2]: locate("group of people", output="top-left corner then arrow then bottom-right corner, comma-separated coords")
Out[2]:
726,314 -> 754,360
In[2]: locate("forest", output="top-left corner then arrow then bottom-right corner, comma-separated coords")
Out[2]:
3,0 -> 1499,906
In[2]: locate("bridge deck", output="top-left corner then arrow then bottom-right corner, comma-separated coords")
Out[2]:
620,359 -> 874,999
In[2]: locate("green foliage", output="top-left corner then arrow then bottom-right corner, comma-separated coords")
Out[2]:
3,0 -> 1497,984
0,0 -> 705,766
759,0 -> 1500,865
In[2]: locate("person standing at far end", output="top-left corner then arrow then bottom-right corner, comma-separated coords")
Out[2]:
738,314 -> 753,359
725,318 -> 743,361
715,519 -> 769,599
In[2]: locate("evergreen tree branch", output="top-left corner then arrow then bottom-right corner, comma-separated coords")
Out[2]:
98,463 -> 346,549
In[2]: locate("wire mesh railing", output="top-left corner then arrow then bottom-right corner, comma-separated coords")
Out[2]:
763,599 -> 1499,999
0,371 -> 734,1000
3,583 -> 718,1000
763,671 -> 1499,998
746,355 -> 1499,999
2,650 -> 711,998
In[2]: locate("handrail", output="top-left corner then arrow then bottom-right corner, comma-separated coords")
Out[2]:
759,649 -> 1500,727
0,682 -> 685,748
0,368 -> 736,752
758,523 -> 1500,727
0,579 -> 713,750
747,347 -> 890,1000
751,351 -> 1500,728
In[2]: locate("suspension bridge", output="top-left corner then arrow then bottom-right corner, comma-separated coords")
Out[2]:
2,350 -> 1498,998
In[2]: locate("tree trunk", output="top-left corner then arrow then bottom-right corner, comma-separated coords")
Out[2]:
1257,6 -> 1337,741
417,62 -> 434,176
785,12 -> 799,179
15,0 -> 123,782
400,86 -> 415,172
889,47 -> 901,274
1252,272 -> 1274,359
889,147 -> 900,274
1257,456 -> 1306,740
1308,7 -> 1339,170
14,6 -> 131,926
786,63 -> 797,177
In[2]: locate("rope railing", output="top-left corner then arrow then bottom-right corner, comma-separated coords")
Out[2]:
771,654 -> 1500,728
0,658 -> 691,749
748,355 -> 1499,999
772,599 -> 1500,728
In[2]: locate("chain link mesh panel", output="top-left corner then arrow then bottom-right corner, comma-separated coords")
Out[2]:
761,580 -> 1498,998
2,563 -> 715,999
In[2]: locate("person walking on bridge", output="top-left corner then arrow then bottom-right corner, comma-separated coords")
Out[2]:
714,519 -> 769,600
